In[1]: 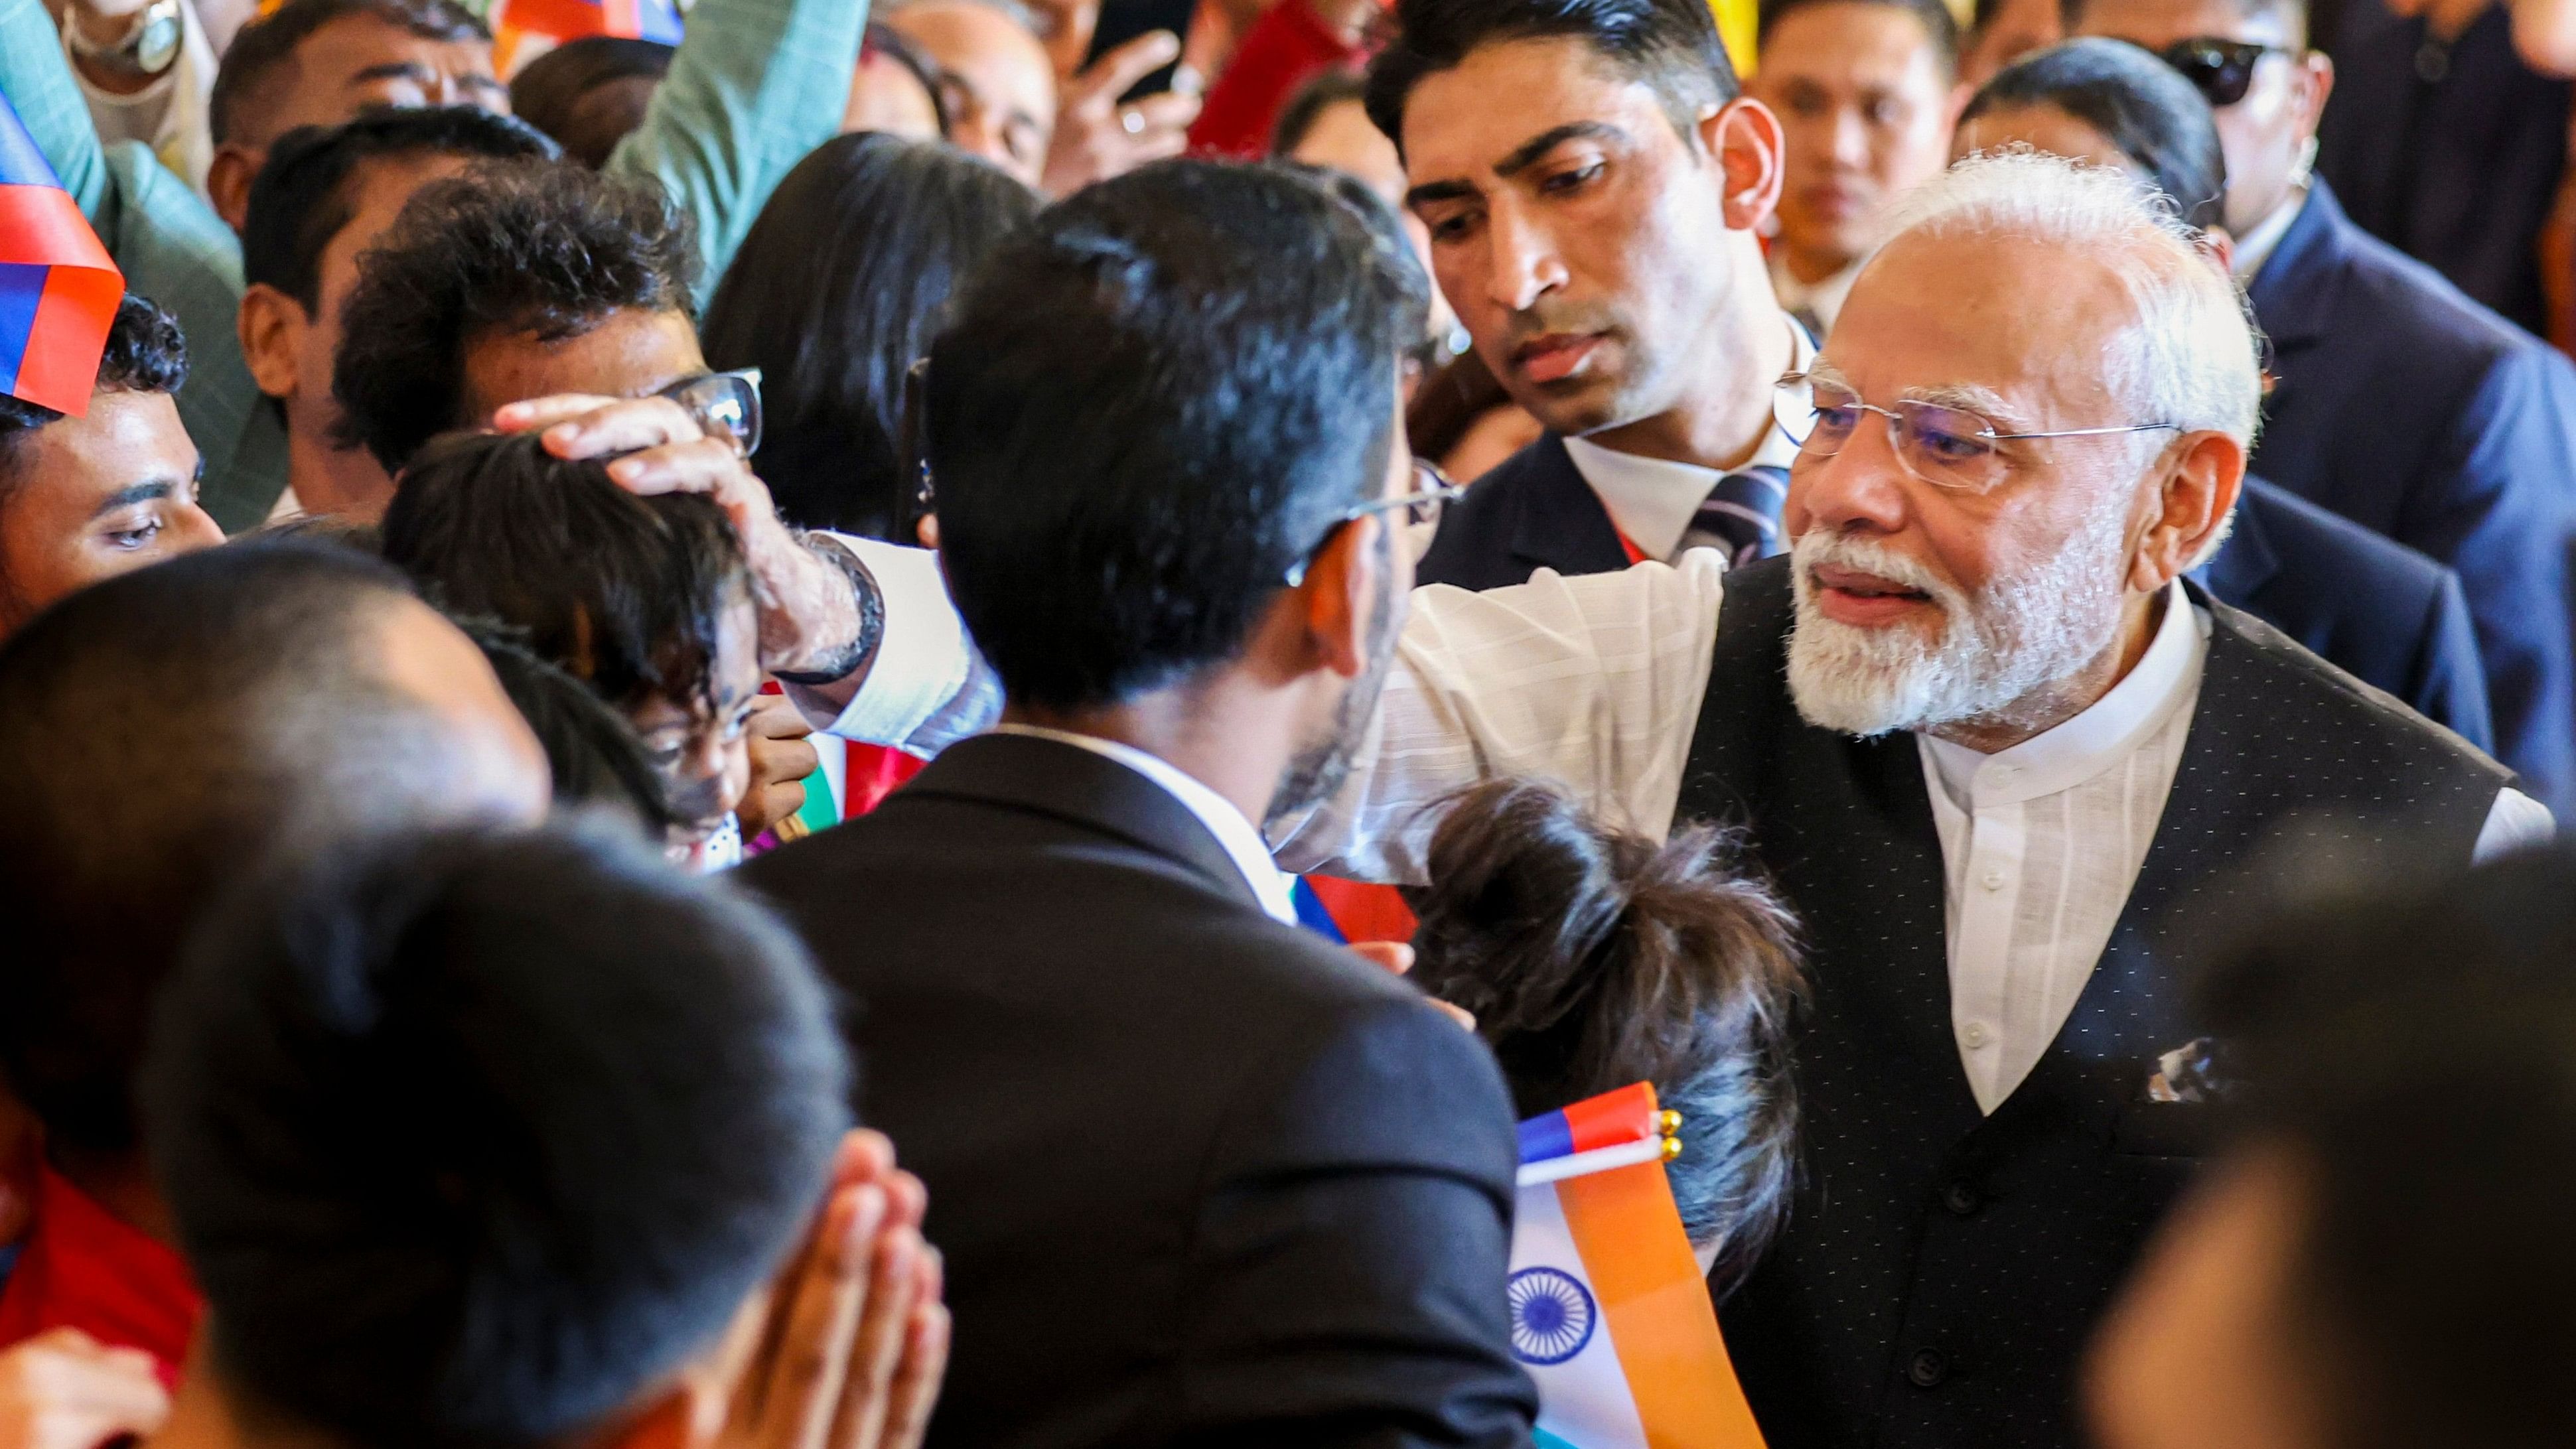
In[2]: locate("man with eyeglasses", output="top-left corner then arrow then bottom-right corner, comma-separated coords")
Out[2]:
2067,0 -> 2576,823
589,149 -> 2546,1449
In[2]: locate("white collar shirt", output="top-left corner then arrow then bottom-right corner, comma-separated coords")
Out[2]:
1767,249 -> 1864,337
1557,315 -> 1811,564
2231,184 -> 2308,285
1916,583 -> 2206,1112
989,723 -> 1300,926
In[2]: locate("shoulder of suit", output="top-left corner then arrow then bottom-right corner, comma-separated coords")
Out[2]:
2206,596 -> 2511,782
2328,225 -> 2549,365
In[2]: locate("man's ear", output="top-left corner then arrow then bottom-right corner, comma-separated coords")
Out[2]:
1293,514 -> 1388,682
2291,52 -> 2335,153
208,144 -> 262,233
237,283 -> 308,401
2132,430 -> 2245,592
1702,96 -> 1786,232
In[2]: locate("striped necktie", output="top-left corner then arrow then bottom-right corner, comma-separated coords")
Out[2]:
1688,464 -> 1789,567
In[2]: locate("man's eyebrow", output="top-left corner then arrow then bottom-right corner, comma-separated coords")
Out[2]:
89,480 -> 173,518
1403,178 -> 1476,209
1492,121 -> 1625,179
346,60 -> 439,86
1907,381 -> 2029,429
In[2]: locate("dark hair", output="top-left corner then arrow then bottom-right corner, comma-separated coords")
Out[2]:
861,22 -> 950,133
1270,68 -> 1370,156
0,541 -> 434,1152
701,133 -> 1034,539
242,109 -> 560,312
1758,0 -> 1959,70
925,159 -> 1427,710
330,161 -> 699,473
1406,780 -> 1804,1297
1365,0 -> 1740,152
143,820 -> 849,1449
454,616 -> 677,832
1959,37 -> 2227,232
2189,845 -> 2576,1449
0,293 -> 188,512
508,36 -> 676,168
211,0 -> 491,147
382,430 -> 747,718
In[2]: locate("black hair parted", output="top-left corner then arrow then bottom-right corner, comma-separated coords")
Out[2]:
1363,0 -> 1739,151
143,818 -> 850,1449
1406,779 -> 1805,1299
381,430 -> 748,718
1757,0 -> 1960,70
211,0 -> 492,147
924,159 -> 1427,711
243,109 -> 560,312
1269,68 -> 1370,156
330,161 -> 699,474
1960,37 -> 2228,232
701,133 -> 1035,541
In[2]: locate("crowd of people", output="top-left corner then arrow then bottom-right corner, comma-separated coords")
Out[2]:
0,0 -> 2573,1442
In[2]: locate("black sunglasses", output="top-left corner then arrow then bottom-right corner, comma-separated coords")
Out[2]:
2156,36 -> 2295,107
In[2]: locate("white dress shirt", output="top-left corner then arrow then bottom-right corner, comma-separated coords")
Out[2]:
1768,250 -> 1864,338
1558,316 -> 1810,565
988,723 -> 1300,927
819,543 -> 2554,1109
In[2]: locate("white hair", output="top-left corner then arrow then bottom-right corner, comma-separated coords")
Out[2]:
1883,150 -> 2263,454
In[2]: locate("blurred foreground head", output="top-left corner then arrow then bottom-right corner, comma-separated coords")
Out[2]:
146,819 -> 850,1449
2089,845 -> 2576,1449
0,542 -> 547,1154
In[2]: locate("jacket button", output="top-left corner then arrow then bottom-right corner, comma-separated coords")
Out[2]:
1908,1348 -> 1950,1388
1943,1180 -> 1981,1215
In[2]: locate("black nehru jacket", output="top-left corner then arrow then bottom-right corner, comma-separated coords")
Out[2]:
741,732 -> 1537,1449
1693,557 -> 2511,1449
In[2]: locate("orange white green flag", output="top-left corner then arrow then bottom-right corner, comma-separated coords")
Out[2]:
1510,1083 -> 1769,1449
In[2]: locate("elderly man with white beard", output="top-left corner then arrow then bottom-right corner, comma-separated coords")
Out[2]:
503,149 -> 2547,1449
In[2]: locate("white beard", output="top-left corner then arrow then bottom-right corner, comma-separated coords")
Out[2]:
1784,504 -> 2132,738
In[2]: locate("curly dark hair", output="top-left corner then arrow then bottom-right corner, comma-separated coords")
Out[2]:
329,161 -> 699,473
0,293 -> 189,502
1407,778 -> 1806,1298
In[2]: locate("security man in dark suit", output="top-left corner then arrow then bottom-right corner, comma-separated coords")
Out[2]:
2070,0 -> 2576,818
743,162 -> 1538,1449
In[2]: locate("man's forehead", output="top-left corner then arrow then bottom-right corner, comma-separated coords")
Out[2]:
262,17 -> 495,132
2078,0 -> 2290,46
1400,37 -> 1674,178
1760,2 -> 1943,79
1827,232 -> 2139,413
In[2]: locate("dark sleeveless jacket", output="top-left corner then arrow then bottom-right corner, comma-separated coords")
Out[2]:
1694,556 -> 2512,1449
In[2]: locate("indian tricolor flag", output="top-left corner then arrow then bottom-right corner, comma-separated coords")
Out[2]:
1511,1084 -> 1768,1449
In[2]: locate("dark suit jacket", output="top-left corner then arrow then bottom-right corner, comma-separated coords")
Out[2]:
2317,0 -> 2569,336
1418,431 -> 2496,747
2246,178 -> 2576,817
740,733 -> 1536,1449
2209,477 -> 2492,750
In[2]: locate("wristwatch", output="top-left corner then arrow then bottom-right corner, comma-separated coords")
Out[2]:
68,0 -> 184,82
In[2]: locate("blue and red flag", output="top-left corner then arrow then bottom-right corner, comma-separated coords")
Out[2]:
0,95 -> 123,417
496,0 -> 685,48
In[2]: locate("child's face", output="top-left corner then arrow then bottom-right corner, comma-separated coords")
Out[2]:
626,596 -> 763,867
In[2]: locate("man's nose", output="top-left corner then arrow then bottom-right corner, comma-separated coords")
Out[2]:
1483,204 -> 1565,314
1786,421 -> 1910,539
1828,109 -> 1871,168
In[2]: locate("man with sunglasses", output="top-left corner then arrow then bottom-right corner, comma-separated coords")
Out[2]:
650,150 -> 2545,1449
2069,0 -> 2576,822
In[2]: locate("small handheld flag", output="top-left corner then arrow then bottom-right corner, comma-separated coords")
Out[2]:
0,95 -> 123,417
1512,1085 -> 1768,1449
496,0 -> 685,47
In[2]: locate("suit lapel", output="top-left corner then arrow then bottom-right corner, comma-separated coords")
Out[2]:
2200,476 -> 2282,602
1506,435 -> 1633,576
898,733 -> 1267,914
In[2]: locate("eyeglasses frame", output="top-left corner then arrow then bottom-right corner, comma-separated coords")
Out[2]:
1776,371 -> 2183,494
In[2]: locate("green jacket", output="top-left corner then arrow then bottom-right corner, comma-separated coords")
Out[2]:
0,0 -> 867,530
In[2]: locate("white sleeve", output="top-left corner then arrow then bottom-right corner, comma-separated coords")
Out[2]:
2472,786 -> 2555,862
1269,551 -> 1729,884
782,537 -> 999,752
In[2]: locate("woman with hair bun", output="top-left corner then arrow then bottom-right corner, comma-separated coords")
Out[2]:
1407,779 -> 1806,1297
